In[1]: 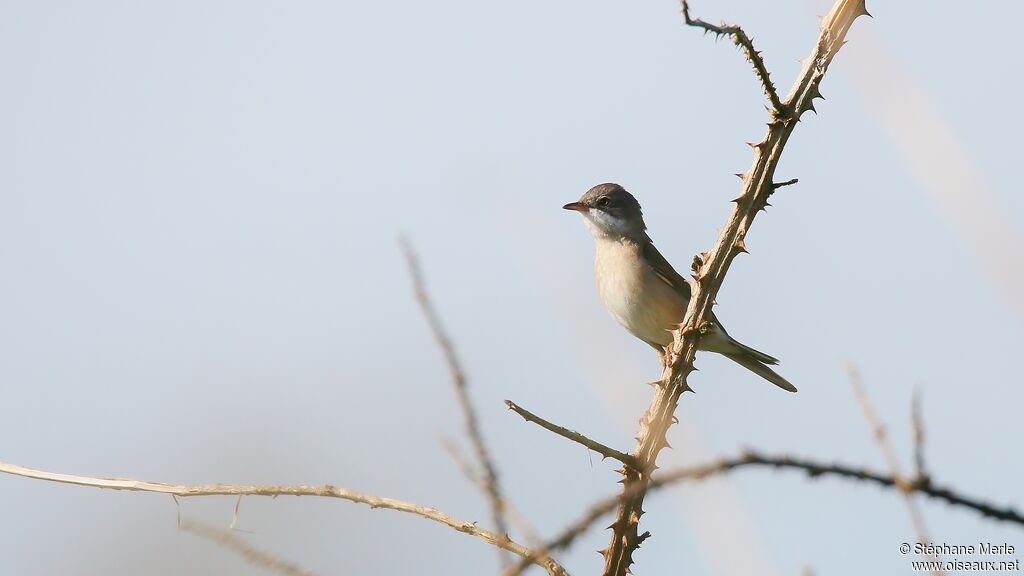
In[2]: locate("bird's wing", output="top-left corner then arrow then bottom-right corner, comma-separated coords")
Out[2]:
642,240 -> 692,301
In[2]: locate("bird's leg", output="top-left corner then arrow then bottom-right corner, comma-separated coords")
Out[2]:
645,347 -> 673,387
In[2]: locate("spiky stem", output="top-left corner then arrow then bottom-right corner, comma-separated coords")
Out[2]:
601,2 -> 870,575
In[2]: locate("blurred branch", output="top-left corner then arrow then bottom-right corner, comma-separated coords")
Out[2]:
509,448 -> 1024,576
602,2 -> 869,574
911,387 -> 927,483
681,1 -> 786,115
504,400 -> 637,468
181,519 -> 315,576
847,365 -> 941,575
399,238 -> 511,560
439,435 -> 543,548
0,460 -> 568,576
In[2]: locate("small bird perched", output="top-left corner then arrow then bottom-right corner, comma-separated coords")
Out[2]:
564,183 -> 796,392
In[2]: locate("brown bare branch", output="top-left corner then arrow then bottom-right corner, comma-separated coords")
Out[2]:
505,400 -> 638,468
681,1 -> 786,116
399,238 -> 511,559
438,435 -> 544,548
181,519 -> 315,576
602,2 -> 870,574
0,460 -> 568,576
509,449 -> 1024,576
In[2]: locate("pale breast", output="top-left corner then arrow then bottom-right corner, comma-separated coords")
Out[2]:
594,239 -> 688,347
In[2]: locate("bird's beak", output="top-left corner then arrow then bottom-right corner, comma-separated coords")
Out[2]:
562,202 -> 588,212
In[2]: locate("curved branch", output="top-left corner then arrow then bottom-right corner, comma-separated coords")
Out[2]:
681,1 -> 786,116
0,460 -> 568,576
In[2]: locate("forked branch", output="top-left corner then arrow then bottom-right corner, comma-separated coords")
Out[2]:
0,460 -> 567,576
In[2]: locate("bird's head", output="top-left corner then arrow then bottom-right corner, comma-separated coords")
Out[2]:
563,183 -> 647,241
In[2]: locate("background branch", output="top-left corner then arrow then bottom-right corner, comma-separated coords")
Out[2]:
181,519 -> 315,576
848,365 -> 942,575
439,434 -> 544,548
400,238 -> 511,561
602,3 -> 869,575
0,460 -> 567,576
510,447 -> 1023,576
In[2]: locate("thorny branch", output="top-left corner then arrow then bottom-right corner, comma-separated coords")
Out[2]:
400,238 -> 511,561
0,460 -> 567,576
507,448 -> 1024,576
602,2 -> 870,574
681,1 -> 786,116
504,400 -> 638,468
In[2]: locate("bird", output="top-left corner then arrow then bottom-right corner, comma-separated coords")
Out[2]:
563,182 -> 796,392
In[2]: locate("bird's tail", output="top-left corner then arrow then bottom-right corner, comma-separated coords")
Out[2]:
728,339 -> 780,365
723,351 -> 797,392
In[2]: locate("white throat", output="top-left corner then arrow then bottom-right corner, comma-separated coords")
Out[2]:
582,210 -> 637,241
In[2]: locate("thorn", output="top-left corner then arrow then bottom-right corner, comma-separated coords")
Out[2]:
690,253 -> 704,274
860,3 -> 873,18
731,195 -> 744,204
734,172 -> 748,180
638,531 -> 652,545
607,519 -> 626,531
735,238 -> 748,254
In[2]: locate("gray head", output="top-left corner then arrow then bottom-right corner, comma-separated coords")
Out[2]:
563,183 -> 648,241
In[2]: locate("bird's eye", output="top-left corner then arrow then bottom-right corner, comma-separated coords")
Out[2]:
596,197 -> 610,208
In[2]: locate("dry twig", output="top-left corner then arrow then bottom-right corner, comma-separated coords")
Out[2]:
601,3 -> 870,574
848,365 -> 942,575
911,386 -> 927,483
181,519 -> 315,576
681,1 -> 786,115
400,238 -> 511,560
0,460 -> 567,576
505,400 -> 638,468
439,434 -> 544,548
508,448 -> 1024,576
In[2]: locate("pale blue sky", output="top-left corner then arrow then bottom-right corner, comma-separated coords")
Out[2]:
1,1 -> 1021,575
